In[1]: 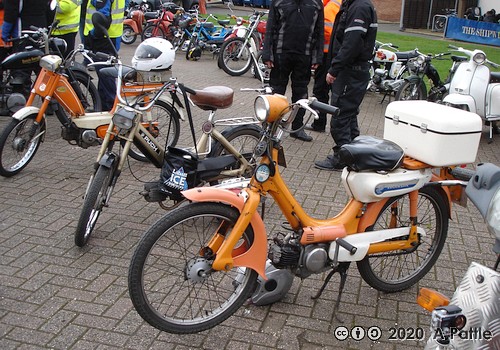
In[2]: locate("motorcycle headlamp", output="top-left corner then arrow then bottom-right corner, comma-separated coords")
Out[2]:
473,52 -> 486,65
236,17 -> 243,25
416,54 -> 426,65
254,94 -> 289,123
39,55 -> 62,72
112,106 -> 136,130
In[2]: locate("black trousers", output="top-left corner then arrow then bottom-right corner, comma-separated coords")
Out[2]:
312,54 -> 330,129
329,66 -> 370,155
269,53 -> 311,130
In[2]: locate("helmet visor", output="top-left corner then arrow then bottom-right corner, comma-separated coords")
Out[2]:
134,44 -> 163,60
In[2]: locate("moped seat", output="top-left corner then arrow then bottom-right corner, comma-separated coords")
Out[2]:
145,11 -> 159,20
218,19 -> 231,27
490,72 -> 500,84
339,135 -> 404,172
200,22 -> 215,29
451,55 -> 467,63
395,49 -> 419,61
189,86 -> 234,110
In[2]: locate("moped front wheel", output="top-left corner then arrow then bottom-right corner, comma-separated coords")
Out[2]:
218,37 -> 252,76
129,202 -> 258,334
395,80 -> 428,101
122,24 -> 137,45
75,164 -> 114,247
0,114 -> 44,177
357,186 -> 448,292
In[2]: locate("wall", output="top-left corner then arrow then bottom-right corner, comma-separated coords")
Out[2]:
372,0 -> 401,22
478,0 -> 498,12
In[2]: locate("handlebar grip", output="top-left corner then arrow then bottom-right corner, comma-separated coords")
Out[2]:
336,238 -> 357,255
29,25 -> 39,31
310,99 -> 340,117
450,167 -> 475,182
95,51 -> 112,61
392,44 -> 399,49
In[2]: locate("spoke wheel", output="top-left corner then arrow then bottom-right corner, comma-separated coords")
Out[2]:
75,164 -> 114,247
218,37 -> 252,76
0,114 -> 44,177
129,202 -> 258,334
395,80 -> 428,101
357,186 -> 448,292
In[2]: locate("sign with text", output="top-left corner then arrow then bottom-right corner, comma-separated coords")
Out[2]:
445,17 -> 500,47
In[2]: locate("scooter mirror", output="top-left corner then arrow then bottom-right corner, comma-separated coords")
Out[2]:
50,0 -> 57,11
91,12 -> 111,38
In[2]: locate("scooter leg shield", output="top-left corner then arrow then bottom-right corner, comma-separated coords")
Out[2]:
182,187 -> 268,279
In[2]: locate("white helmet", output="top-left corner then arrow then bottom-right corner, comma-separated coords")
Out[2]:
131,38 -> 175,71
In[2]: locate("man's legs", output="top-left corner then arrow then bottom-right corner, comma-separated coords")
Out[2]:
310,55 -> 330,131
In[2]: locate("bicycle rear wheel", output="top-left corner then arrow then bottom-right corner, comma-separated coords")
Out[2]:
218,37 -> 252,76
357,186 -> 448,292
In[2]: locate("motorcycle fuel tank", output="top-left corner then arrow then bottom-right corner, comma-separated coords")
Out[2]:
1,49 -> 44,70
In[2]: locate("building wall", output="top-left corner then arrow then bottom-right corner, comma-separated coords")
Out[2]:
372,0 -> 401,23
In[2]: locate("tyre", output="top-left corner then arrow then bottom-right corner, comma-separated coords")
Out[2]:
251,51 -> 270,83
142,24 -> 165,41
75,164 -> 114,247
357,186 -> 449,292
434,17 -> 446,32
185,35 -> 200,60
129,202 -> 258,334
0,113 -> 44,177
72,71 -> 101,112
127,99 -> 181,162
122,24 -> 137,45
218,37 -> 252,76
395,80 -> 428,101
209,124 -> 261,178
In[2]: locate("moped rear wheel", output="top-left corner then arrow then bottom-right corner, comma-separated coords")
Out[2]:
0,114 -> 44,177
395,80 -> 428,101
218,37 -> 252,76
129,202 -> 258,334
122,24 -> 137,45
75,164 -> 114,247
357,186 -> 448,292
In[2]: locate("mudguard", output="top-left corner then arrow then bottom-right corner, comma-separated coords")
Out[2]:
182,187 -> 268,279
443,94 -> 476,112
12,106 -> 41,121
98,153 -> 116,168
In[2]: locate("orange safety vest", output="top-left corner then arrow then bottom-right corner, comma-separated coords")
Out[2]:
323,0 -> 342,53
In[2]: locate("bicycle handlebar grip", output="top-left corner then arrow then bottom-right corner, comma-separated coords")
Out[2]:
310,99 -> 340,117
450,167 -> 475,182
336,238 -> 357,255
95,51 -> 112,61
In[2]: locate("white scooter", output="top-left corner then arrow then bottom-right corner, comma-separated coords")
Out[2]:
418,163 -> 500,349
443,45 -> 500,142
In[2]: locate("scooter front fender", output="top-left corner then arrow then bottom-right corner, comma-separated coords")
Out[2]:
443,94 -> 476,113
182,187 -> 268,279
12,106 -> 41,121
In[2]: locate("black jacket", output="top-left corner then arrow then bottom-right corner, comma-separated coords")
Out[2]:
4,0 -> 51,30
328,0 -> 377,77
262,0 -> 324,65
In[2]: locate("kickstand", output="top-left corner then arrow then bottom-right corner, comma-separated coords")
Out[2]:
311,262 -> 350,323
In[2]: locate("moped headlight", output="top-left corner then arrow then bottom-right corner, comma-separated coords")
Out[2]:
112,107 -> 136,130
254,94 -> 289,123
416,54 -> 426,65
473,52 -> 486,65
39,55 -> 62,72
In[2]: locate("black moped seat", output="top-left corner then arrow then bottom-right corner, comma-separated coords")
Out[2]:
189,86 -> 234,110
395,49 -> 419,61
144,11 -> 159,19
339,135 -> 404,172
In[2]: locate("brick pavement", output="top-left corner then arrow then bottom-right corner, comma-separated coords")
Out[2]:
0,40 -> 498,350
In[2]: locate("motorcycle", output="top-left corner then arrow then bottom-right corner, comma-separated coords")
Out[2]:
122,1 -> 161,45
417,163 -> 500,349
395,51 -> 466,102
443,45 -> 500,142
368,41 -> 420,101
0,19 -> 185,177
128,94 -> 484,333
141,1 -> 183,42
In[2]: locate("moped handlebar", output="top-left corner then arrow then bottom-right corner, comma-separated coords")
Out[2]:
310,99 -> 340,117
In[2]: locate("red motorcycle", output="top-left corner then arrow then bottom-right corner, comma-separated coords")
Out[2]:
141,2 -> 182,42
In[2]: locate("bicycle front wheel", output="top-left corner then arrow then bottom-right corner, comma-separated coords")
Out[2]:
218,37 -> 252,76
357,186 -> 449,292
129,202 -> 258,334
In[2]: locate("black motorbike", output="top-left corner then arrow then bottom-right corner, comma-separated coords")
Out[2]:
0,25 -> 100,116
395,51 -> 467,102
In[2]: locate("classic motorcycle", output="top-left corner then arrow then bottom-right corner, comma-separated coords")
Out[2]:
368,41 -> 420,101
128,94 -> 484,333
443,45 -> 500,142
417,163 -> 500,349
0,26 -> 184,177
395,51 -> 466,102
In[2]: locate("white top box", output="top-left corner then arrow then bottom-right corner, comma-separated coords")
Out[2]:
383,101 -> 482,166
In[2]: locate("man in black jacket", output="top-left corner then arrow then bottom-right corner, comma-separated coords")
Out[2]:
315,0 -> 377,170
2,0 -> 52,42
262,0 -> 324,142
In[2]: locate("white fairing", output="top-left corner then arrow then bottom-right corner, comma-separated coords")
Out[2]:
342,168 -> 433,203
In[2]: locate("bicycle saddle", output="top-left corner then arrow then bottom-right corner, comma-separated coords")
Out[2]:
339,135 -> 404,172
189,86 -> 234,111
